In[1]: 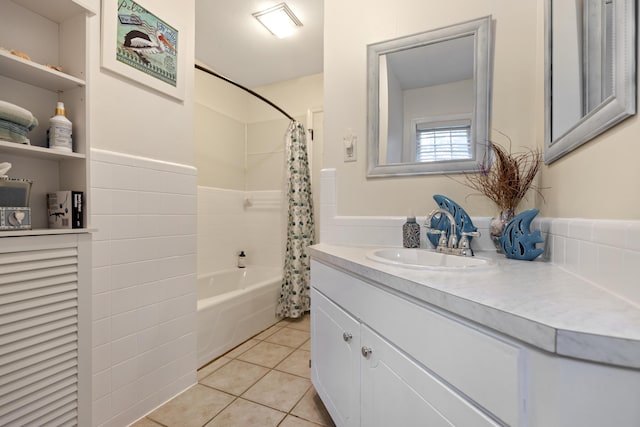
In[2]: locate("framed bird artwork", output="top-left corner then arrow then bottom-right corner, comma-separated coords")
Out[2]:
101,0 -> 186,101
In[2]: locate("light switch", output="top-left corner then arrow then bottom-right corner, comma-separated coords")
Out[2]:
343,130 -> 357,162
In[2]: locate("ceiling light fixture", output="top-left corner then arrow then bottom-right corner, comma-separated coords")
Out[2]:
253,3 -> 302,39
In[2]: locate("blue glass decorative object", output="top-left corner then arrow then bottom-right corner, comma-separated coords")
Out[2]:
498,209 -> 544,261
427,195 -> 478,247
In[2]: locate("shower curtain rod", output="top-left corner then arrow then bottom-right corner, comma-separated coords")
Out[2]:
194,63 -> 295,122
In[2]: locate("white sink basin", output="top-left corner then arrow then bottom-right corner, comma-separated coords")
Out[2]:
366,248 -> 491,270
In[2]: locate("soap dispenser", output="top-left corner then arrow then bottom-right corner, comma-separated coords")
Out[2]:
402,216 -> 420,248
48,102 -> 73,152
238,251 -> 246,268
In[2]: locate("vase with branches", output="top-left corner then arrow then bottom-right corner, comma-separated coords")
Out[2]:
458,132 -> 543,251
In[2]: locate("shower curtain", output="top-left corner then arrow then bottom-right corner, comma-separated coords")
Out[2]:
276,121 -> 315,319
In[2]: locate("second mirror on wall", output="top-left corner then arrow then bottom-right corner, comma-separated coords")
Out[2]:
544,0 -> 636,164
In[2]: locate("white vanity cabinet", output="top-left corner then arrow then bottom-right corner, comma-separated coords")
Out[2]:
311,260 -> 517,427
310,249 -> 640,427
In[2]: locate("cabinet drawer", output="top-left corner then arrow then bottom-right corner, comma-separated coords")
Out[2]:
311,260 -> 369,319
311,260 -> 524,426
361,325 -> 500,427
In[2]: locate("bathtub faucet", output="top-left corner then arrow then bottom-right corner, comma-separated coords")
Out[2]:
424,208 -> 480,257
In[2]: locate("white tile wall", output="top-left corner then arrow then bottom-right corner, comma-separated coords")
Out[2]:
90,149 -> 197,427
197,187 -> 284,275
319,168 -> 640,307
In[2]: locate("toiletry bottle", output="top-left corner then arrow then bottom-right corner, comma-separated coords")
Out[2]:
238,251 -> 246,268
402,216 -> 420,248
48,102 -> 72,152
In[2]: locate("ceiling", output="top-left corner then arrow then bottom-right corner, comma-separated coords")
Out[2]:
194,0 -> 324,88
386,36 -> 474,90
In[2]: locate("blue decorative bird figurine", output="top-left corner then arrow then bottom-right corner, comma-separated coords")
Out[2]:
427,195 -> 478,247
498,209 -> 544,261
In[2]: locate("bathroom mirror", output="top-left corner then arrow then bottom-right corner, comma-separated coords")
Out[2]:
544,0 -> 636,164
367,16 -> 492,177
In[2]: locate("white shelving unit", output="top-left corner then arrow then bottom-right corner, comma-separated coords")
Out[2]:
0,2 -> 96,424
0,140 -> 86,161
0,49 -> 86,92
0,0 -> 96,231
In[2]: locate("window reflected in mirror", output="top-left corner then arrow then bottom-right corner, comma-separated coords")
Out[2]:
415,119 -> 472,163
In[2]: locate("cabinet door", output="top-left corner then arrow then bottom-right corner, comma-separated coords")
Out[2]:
311,288 -> 360,427
0,234 -> 91,426
360,325 -> 500,427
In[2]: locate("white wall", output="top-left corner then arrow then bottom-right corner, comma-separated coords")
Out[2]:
197,187 -> 284,275
195,66 -> 252,189
88,2 -> 197,426
246,73 -> 323,192
250,73 -> 324,122
195,70 -> 322,191
324,0 -> 640,220
90,150 -> 197,426
246,117 -> 291,191
90,2 -> 195,166
194,72 -> 324,267
195,103 -> 246,190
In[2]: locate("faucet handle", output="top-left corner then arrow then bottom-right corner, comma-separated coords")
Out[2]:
460,230 -> 480,238
459,231 -> 480,256
424,227 -> 448,249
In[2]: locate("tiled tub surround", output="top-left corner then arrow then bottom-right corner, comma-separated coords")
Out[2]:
198,187 -> 284,274
91,149 -> 198,426
319,169 -> 640,307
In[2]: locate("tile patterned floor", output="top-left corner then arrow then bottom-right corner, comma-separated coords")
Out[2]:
130,314 -> 335,427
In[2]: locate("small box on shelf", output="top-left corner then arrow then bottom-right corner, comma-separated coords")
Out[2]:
0,207 -> 31,230
47,191 -> 83,229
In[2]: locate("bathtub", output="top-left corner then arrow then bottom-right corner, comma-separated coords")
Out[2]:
197,266 -> 282,368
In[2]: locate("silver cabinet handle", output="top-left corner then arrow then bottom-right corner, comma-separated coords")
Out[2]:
361,346 -> 373,358
342,332 -> 353,342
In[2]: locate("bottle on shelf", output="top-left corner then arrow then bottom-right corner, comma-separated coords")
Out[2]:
47,102 -> 72,152
238,251 -> 246,268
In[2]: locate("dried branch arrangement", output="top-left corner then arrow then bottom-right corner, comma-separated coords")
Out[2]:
460,137 -> 543,212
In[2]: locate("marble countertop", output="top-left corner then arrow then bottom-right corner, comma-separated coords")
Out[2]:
308,243 -> 640,369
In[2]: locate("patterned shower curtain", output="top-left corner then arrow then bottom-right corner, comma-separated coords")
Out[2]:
276,121 -> 315,318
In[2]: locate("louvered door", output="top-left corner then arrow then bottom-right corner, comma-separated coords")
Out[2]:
0,234 -> 91,426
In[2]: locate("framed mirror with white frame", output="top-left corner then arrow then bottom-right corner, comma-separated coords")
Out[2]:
544,0 -> 636,164
366,16 -> 493,177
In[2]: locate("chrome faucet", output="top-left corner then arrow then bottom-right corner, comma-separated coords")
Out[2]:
424,208 -> 480,257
